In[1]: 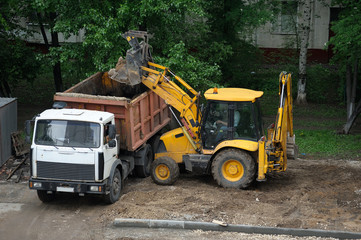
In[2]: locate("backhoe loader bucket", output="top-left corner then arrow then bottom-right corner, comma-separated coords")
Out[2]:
108,31 -> 153,86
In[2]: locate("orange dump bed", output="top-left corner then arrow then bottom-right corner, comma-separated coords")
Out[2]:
54,72 -> 170,151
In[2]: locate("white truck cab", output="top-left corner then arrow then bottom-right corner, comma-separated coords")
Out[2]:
28,108 -> 130,203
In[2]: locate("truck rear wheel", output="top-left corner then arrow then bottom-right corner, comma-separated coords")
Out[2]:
151,157 -> 179,185
135,144 -> 153,178
104,168 -> 122,204
37,190 -> 55,203
212,149 -> 255,189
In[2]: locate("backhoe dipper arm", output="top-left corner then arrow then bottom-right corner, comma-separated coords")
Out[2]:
271,72 -> 294,169
274,72 -> 293,143
258,72 -> 294,181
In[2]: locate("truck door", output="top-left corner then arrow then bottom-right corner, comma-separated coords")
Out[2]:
102,123 -> 117,180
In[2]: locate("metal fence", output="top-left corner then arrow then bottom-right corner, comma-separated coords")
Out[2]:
0,98 -> 17,166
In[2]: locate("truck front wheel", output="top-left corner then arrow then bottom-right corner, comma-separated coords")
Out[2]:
104,168 -> 122,204
212,149 -> 255,189
151,157 -> 179,185
37,190 -> 55,203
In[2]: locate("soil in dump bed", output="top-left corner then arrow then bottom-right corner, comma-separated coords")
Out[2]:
69,72 -> 148,100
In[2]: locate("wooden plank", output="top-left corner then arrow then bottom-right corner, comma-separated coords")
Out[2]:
6,156 -> 27,180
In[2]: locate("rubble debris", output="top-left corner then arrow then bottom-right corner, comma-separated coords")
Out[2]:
11,131 -> 29,157
15,170 -> 23,183
3,155 -> 29,182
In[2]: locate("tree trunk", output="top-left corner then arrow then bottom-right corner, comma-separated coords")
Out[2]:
0,79 -> 12,97
342,58 -> 360,134
296,0 -> 312,105
342,99 -> 361,134
346,63 -> 352,118
37,12 -> 63,92
36,12 -> 49,47
49,12 -> 63,92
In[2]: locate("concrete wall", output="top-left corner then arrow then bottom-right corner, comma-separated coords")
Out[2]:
18,18 -> 84,44
255,0 -> 331,50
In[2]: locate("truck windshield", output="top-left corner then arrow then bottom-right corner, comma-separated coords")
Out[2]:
35,120 -> 101,148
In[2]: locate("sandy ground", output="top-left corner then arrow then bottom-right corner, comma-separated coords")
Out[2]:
0,158 -> 360,240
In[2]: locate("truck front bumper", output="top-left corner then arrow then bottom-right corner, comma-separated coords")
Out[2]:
29,178 -> 108,195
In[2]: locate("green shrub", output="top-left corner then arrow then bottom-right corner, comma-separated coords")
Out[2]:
306,64 -> 341,104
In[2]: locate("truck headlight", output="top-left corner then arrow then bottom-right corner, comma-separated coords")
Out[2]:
33,182 -> 42,188
90,186 -> 101,192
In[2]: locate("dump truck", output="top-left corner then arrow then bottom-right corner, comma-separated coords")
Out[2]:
27,72 -> 170,203
111,30 -> 297,188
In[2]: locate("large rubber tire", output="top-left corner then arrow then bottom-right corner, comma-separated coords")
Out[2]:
37,190 -> 55,203
212,149 -> 255,189
151,157 -> 179,185
135,144 -> 153,178
104,168 -> 122,204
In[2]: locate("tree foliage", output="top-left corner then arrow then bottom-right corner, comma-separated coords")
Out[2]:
2,0 -> 277,95
0,0 -> 40,97
328,0 -> 361,134
203,0 -> 273,86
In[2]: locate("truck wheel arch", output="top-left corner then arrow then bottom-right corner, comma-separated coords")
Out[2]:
134,144 -> 153,178
108,160 -> 125,185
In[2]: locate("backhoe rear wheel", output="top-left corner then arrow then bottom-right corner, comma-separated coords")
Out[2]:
151,157 -> 179,185
212,149 -> 255,189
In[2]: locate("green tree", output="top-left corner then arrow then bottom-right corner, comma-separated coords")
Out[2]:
50,0 -> 226,91
328,1 -> 361,134
203,0 -> 273,87
0,0 -> 40,97
45,0 -> 219,89
53,0 -> 273,90
3,0 -> 274,95
296,0 -> 313,105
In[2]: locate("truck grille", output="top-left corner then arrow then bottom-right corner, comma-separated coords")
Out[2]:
37,161 -> 95,181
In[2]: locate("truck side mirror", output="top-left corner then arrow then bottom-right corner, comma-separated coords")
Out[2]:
108,139 -> 116,148
25,120 -> 31,144
108,124 -> 116,139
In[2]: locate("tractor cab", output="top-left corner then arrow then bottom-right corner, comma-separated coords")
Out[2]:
201,88 -> 264,149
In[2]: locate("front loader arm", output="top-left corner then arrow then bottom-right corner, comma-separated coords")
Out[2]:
141,62 -> 201,149
112,30 -> 201,152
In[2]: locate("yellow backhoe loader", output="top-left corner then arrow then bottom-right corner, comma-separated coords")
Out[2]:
110,30 -> 297,188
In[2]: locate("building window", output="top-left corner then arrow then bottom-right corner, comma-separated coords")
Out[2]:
272,1 -> 298,34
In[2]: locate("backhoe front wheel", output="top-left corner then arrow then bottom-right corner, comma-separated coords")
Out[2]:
212,149 -> 255,189
151,157 -> 179,185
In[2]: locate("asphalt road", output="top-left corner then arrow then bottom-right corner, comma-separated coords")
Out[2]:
0,182 -> 106,240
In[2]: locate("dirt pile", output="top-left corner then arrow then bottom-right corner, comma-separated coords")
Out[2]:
100,158 -> 361,233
